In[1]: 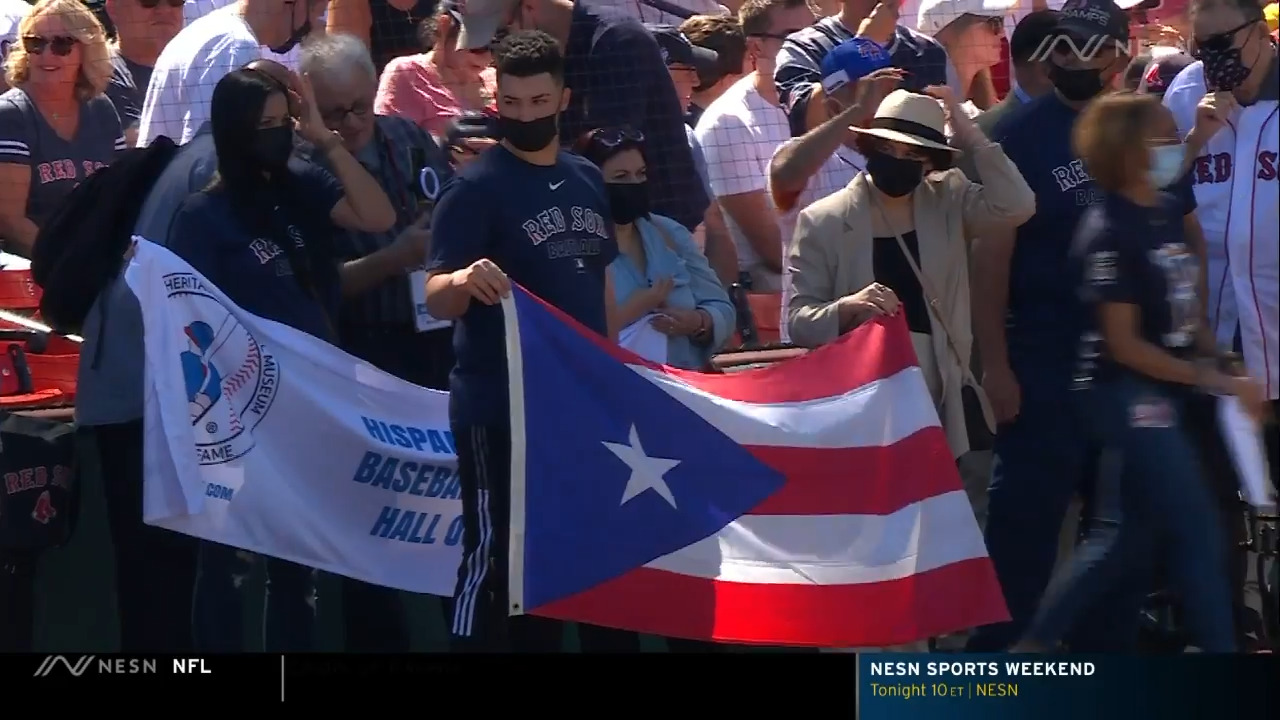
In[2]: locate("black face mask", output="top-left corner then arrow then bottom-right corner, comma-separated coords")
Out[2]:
269,1 -> 311,54
496,113 -> 559,153
866,151 -> 925,198
254,126 -> 295,171
1049,63 -> 1106,102
607,181 -> 651,225
1196,42 -> 1253,91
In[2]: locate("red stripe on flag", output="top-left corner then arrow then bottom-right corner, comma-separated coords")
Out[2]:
668,314 -> 919,404
746,427 -> 960,515
533,558 -> 1010,648
516,286 -> 919,405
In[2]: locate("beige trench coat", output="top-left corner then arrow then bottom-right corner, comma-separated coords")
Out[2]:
786,141 -> 1036,458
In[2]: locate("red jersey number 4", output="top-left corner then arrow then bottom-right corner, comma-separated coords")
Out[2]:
31,490 -> 57,525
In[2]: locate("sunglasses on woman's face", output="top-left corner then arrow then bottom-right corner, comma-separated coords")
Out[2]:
138,0 -> 186,8
22,35 -> 78,57
590,127 -> 644,147
1194,19 -> 1255,53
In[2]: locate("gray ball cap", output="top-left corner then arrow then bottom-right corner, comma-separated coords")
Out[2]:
456,0 -> 519,51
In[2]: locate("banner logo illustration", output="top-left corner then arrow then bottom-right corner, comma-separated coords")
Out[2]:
33,655 -> 96,677
168,274 -> 280,465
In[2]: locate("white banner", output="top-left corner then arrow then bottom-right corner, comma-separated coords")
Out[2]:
125,241 -> 463,596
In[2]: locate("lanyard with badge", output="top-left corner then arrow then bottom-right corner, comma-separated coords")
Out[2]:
383,137 -> 450,333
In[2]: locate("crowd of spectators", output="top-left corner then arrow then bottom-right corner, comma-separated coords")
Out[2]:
0,0 -> 1276,654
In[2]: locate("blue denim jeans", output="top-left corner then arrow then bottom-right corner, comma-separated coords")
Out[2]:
192,541 -> 317,652
1022,375 -> 1237,652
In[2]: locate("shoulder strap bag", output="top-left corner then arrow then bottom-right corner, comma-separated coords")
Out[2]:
871,200 -> 996,451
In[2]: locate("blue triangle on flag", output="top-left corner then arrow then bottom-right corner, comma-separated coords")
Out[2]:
511,290 -> 786,610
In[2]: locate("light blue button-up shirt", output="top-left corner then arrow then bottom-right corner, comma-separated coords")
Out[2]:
610,213 -> 734,369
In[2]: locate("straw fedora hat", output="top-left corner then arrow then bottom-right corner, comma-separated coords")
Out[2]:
848,89 -> 959,154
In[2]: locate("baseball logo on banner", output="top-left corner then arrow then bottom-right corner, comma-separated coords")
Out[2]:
168,274 -> 280,466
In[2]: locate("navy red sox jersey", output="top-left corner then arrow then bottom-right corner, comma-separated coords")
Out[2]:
1164,57 -> 1280,399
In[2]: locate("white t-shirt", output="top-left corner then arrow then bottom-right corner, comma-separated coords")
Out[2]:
138,5 -> 262,146
0,0 -> 31,64
693,75 -> 791,276
769,140 -> 867,343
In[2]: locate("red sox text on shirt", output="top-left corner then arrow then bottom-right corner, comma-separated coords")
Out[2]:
1189,150 -> 1280,185
36,159 -> 107,185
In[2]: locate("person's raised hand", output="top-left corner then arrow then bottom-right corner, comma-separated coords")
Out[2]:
450,258 -> 511,305
1137,23 -> 1186,49
923,83 -> 967,125
857,2 -> 899,46
291,72 -> 333,146
1192,91 -> 1237,141
853,67 -> 906,116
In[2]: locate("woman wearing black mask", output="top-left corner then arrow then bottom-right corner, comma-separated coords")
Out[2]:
169,66 -> 395,653
788,88 -> 1035,544
574,126 -> 734,371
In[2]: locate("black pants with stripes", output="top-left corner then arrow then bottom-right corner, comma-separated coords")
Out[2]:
450,422 -> 565,652
447,423 -> 741,653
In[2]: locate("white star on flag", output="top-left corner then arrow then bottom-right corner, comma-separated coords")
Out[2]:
602,424 -> 682,509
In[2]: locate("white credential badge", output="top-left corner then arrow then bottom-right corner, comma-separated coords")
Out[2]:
411,166 -> 450,333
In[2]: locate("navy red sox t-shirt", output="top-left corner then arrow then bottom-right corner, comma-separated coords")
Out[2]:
0,88 -> 125,234
168,160 -> 345,344
992,93 -> 1197,375
1072,190 -> 1200,389
428,145 -> 618,427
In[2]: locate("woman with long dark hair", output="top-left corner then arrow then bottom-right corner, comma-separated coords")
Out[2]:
169,65 -> 394,652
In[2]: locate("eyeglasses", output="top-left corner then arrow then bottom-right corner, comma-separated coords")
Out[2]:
588,127 -> 644,147
138,0 -> 186,8
1194,19 -> 1255,52
21,35 -> 78,56
321,101 -> 372,125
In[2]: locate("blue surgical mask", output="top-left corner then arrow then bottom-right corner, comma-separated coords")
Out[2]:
1148,144 -> 1187,188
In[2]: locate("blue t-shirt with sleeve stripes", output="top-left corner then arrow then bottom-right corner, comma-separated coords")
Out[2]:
0,88 -> 125,235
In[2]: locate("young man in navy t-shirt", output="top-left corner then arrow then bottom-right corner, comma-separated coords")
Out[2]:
968,0 -> 1208,652
425,30 -> 618,652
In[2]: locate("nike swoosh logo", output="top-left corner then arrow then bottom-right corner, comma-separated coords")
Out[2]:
549,181 -> 565,190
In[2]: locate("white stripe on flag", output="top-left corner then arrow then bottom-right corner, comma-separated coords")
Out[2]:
642,490 -> 986,586
630,365 -> 939,449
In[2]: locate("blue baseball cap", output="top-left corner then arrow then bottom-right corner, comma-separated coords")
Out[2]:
820,37 -> 891,96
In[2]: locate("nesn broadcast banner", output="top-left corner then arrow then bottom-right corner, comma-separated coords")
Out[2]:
125,241 -> 462,596
858,654 -> 1278,718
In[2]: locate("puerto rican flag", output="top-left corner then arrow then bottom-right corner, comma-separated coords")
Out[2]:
504,289 -> 1008,647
